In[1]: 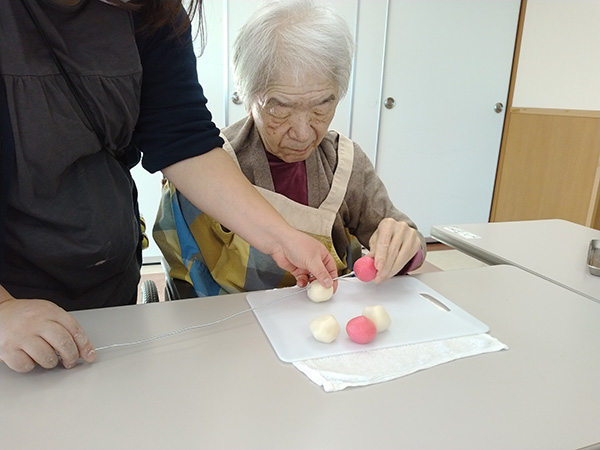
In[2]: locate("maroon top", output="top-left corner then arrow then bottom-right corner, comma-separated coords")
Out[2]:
266,150 -> 308,205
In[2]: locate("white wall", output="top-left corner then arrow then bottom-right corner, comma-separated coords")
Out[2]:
512,0 -> 600,110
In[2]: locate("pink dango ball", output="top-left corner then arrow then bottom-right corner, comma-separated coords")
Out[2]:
353,255 -> 377,282
346,316 -> 377,344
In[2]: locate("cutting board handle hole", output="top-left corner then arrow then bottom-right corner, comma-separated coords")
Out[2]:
420,293 -> 451,312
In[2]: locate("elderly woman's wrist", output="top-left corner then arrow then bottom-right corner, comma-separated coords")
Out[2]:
398,247 -> 425,275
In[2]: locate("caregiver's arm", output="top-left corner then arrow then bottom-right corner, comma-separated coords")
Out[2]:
162,147 -> 337,288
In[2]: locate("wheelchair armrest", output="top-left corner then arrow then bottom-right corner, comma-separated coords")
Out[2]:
170,278 -> 197,300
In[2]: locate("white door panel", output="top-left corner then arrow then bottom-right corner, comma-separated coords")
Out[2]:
376,0 -> 520,238
349,0 -> 388,163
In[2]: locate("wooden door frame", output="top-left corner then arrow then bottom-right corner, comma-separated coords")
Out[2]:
489,0 -> 527,222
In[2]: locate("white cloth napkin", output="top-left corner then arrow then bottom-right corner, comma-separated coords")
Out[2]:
293,333 -> 507,392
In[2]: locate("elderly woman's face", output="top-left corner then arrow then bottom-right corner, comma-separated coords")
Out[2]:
251,73 -> 338,163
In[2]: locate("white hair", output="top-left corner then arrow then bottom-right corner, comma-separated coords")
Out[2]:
232,0 -> 354,109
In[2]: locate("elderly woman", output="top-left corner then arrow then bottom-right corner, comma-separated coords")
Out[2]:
154,0 -> 425,297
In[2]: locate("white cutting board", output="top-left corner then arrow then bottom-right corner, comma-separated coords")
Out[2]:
247,276 -> 488,362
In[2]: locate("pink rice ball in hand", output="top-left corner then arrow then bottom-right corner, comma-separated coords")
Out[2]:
354,256 -> 378,282
346,316 -> 377,344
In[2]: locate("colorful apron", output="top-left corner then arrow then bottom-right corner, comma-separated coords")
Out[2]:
153,133 -> 362,297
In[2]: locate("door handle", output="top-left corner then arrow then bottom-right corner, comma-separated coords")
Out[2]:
231,91 -> 243,105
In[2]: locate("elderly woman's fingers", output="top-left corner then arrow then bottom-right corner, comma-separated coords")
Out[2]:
370,219 -> 421,282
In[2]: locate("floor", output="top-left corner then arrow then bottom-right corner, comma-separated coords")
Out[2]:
137,243 -> 488,303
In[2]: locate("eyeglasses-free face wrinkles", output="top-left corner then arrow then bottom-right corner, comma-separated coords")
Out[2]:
251,73 -> 339,163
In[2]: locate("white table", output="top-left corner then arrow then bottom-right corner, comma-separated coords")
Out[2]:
431,219 -> 600,302
1,266 -> 599,450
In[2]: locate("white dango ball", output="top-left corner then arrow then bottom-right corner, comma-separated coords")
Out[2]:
309,314 -> 340,343
362,305 -> 392,333
307,281 -> 334,303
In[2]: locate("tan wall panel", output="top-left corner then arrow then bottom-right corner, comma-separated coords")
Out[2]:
491,109 -> 600,227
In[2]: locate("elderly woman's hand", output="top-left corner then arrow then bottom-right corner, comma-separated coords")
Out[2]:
367,218 -> 422,283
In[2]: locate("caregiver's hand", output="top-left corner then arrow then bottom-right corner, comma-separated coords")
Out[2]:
269,228 -> 338,290
0,286 -> 96,373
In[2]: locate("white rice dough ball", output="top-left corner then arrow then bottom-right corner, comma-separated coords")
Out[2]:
362,305 -> 392,333
307,281 -> 334,303
309,314 -> 340,343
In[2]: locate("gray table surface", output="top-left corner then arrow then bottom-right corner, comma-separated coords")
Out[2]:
1,266 -> 599,450
431,219 -> 600,302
